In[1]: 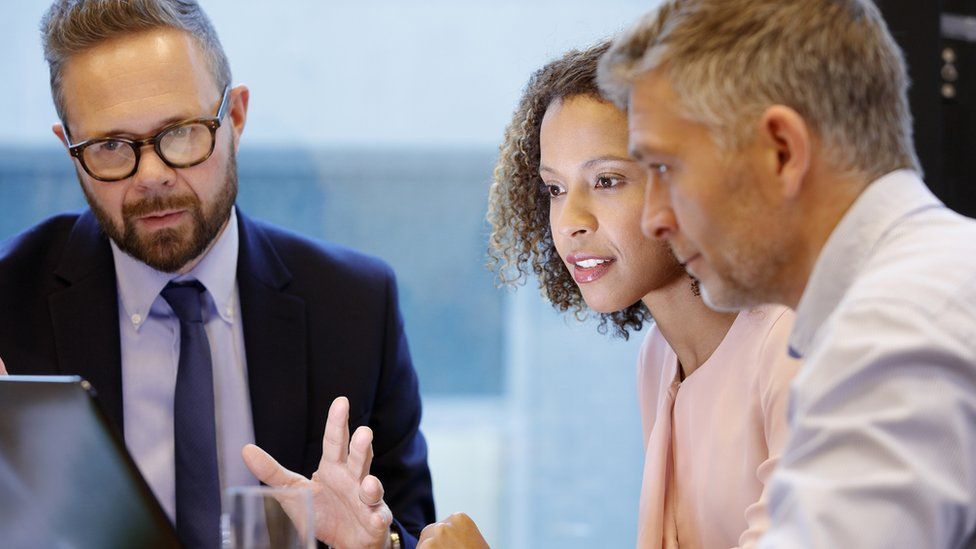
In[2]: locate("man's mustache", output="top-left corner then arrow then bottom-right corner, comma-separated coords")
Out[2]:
123,194 -> 198,218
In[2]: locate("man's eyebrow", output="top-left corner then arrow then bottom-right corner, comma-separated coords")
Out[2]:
629,143 -> 672,163
92,114 -> 196,140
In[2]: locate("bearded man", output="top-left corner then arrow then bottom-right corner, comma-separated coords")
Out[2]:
0,1 -> 434,548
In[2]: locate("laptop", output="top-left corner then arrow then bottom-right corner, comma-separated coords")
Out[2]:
0,376 -> 181,548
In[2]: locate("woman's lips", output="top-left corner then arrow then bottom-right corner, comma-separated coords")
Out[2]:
572,258 -> 616,284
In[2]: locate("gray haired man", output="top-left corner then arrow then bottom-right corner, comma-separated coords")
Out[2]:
600,0 -> 976,546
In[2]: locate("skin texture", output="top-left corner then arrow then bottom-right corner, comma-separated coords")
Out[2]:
242,397 -> 394,549
627,69 -> 801,311
486,43 -> 650,339
0,355 -> 6,375
628,68 -> 871,311
417,513 -> 490,549
542,96 -> 682,314
53,28 -> 248,274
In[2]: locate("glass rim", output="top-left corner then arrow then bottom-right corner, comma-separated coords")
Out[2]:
223,485 -> 313,498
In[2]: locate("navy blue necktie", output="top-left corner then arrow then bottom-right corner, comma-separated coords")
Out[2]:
161,281 -> 220,549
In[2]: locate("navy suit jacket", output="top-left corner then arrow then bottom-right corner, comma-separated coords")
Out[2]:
0,209 -> 435,546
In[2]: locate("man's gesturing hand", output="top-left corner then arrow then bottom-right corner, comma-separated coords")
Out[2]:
243,396 -> 393,548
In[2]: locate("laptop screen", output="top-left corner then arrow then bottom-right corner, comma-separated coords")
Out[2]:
0,376 -> 180,548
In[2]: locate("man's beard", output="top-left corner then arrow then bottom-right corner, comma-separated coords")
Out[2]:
81,150 -> 238,273
693,162 -> 790,312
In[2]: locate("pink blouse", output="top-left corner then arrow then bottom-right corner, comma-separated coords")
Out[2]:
636,305 -> 800,549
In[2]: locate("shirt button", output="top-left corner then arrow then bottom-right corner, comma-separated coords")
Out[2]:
132,313 -> 142,325
226,307 -> 234,317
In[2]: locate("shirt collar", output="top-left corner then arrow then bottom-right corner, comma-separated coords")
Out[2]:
788,170 -> 942,358
112,207 -> 239,330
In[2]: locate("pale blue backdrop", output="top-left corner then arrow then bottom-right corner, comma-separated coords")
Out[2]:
0,1 -> 661,546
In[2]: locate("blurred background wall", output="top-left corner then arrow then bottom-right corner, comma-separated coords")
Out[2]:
3,2 -> 971,547
0,1 -> 658,547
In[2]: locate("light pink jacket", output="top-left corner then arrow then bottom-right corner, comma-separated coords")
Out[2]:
636,305 -> 800,549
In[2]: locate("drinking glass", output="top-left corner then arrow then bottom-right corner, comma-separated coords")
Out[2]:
221,486 -> 315,549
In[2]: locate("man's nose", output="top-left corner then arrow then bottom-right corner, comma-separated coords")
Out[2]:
642,177 -> 677,240
642,205 -> 679,240
130,145 -> 175,190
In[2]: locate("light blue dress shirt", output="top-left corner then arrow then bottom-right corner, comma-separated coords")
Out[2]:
761,171 -> 976,548
112,207 -> 259,522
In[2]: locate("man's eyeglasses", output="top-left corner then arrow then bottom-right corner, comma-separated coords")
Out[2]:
66,86 -> 231,182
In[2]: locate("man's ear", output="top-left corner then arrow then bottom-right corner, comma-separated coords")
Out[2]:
52,123 -> 70,149
757,105 -> 812,200
227,84 -> 250,152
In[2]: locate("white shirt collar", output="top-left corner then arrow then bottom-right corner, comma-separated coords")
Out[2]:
788,170 -> 942,358
112,206 -> 240,329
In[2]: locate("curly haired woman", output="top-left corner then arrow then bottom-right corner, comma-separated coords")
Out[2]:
417,42 -> 802,549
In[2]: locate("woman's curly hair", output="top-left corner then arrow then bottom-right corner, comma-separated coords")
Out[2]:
487,40 -> 650,339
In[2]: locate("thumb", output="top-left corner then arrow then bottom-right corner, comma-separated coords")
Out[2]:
242,444 -> 305,487
359,474 -> 386,507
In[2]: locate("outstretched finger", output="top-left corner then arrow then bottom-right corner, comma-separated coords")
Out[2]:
348,425 -> 375,480
242,444 -> 306,488
321,396 -> 351,465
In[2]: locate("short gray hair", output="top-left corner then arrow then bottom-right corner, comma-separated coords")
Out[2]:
41,0 -> 232,125
598,0 -> 920,179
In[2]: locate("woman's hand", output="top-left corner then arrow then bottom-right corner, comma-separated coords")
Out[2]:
417,513 -> 490,548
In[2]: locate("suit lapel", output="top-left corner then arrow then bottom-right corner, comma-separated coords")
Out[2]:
48,210 -> 125,435
236,212 -> 309,474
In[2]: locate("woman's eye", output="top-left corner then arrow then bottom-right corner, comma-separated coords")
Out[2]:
546,184 -> 564,198
595,175 -> 622,189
